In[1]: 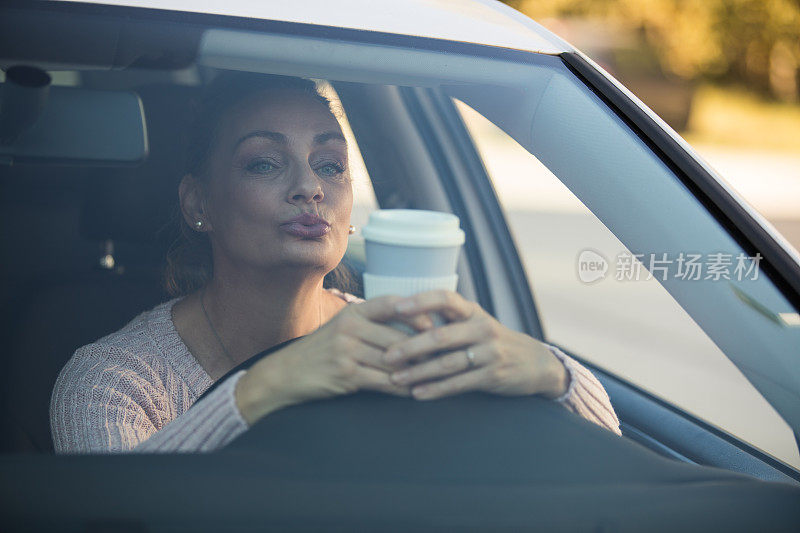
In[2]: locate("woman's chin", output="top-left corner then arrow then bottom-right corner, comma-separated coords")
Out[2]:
242,234 -> 344,274
274,243 -> 341,270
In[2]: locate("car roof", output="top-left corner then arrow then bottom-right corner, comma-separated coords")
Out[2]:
59,0 -> 573,55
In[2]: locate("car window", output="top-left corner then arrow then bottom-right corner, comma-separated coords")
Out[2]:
453,98 -> 800,468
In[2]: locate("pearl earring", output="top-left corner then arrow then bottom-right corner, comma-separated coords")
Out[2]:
348,224 -> 356,235
195,220 -> 203,229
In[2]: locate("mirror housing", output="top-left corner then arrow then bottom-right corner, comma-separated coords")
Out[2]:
0,69 -> 147,166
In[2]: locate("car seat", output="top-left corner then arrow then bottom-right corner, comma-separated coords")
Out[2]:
0,84 -> 193,452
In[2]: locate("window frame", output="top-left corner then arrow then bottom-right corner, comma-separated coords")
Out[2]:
561,52 -> 800,313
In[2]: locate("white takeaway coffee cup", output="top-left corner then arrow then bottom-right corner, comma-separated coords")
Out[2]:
361,209 -> 465,298
361,209 -> 465,333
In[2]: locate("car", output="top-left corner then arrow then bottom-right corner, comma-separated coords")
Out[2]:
1,0 -> 799,530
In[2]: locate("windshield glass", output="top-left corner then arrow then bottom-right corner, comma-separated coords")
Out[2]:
1,5 -> 798,470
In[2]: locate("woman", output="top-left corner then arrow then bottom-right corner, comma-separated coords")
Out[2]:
50,73 -> 620,454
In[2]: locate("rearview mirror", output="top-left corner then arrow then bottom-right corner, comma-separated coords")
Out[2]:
0,71 -> 147,166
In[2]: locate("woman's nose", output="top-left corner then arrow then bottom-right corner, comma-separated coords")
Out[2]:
288,167 -> 324,203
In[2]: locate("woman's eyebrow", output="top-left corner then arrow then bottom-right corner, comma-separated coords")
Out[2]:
234,130 -> 287,150
313,131 -> 346,145
233,130 -> 345,150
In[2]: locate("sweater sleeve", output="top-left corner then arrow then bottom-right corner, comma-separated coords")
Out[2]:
545,343 -> 622,436
50,343 -> 249,454
132,370 -> 249,453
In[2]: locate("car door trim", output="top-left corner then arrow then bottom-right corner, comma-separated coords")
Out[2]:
558,346 -> 800,484
425,88 -> 546,340
397,87 -> 496,319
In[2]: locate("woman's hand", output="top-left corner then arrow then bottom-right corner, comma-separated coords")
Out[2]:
383,290 -> 570,401
235,295 -> 432,425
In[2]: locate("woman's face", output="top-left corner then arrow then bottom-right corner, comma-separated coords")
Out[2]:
197,88 -> 353,278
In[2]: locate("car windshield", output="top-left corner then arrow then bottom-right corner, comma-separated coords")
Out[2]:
1,3 -> 798,472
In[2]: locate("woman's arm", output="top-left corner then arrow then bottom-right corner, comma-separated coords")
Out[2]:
546,344 -> 621,436
132,370 -> 249,453
51,294 -> 418,453
50,343 -> 250,453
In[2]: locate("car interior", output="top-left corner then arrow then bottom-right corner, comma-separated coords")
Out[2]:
1,4 -> 799,530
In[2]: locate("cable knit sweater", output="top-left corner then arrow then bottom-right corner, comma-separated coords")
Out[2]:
50,288 -> 621,454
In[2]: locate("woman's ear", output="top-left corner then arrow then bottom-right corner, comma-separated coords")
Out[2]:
178,174 -> 213,232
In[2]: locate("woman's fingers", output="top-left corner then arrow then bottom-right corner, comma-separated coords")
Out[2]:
355,364 -> 412,397
350,294 -> 409,323
395,312 -> 436,333
344,291 -> 485,371
350,318 -> 413,350
383,317 -> 490,366
348,296 -> 434,336
336,316 -> 428,371
317,291 -> 565,405
409,366 -> 491,400
393,290 -> 478,323
390,348 -> 483,387
353,291 -> 475,327
346,342 -> 391,372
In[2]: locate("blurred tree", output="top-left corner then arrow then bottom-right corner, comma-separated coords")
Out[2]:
505,0 -> 800,102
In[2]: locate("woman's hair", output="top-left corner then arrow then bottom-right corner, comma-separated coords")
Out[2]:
162,71 -> 357,297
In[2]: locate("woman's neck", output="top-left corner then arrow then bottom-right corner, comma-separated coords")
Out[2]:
201,269 -> 328,365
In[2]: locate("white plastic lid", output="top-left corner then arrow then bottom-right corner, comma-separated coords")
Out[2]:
361,209 -> 465,247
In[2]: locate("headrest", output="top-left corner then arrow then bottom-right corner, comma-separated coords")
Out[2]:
80,84 -> 197,246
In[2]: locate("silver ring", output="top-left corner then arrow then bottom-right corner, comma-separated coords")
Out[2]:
464,348 -> 477,369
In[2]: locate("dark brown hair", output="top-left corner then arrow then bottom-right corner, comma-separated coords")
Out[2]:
162,71 -> 357,297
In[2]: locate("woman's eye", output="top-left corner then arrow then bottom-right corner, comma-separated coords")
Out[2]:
316,162 -> 345,177
246,158 -> 279,174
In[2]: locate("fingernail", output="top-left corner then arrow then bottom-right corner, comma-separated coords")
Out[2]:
395,299 -> 416,313
412,386 -> 428,398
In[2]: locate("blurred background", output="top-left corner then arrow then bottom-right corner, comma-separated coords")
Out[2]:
503,0 -> 800,251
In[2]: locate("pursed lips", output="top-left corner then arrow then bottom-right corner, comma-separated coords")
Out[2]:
280,213 -> 331,238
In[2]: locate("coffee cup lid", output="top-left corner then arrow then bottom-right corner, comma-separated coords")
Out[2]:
361,209 -> 465,247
